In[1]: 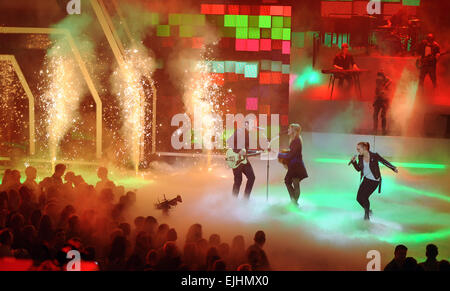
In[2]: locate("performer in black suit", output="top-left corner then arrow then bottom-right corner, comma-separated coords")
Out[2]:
278,124 -> 308,206
227,121 -> 255,199
417,34 -> 441,89
373,71 -> 392,135
350,142 -> 398,220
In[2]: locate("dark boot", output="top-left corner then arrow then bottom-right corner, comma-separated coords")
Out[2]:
364,209 -> 371,220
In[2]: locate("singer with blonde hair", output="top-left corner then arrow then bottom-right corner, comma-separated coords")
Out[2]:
278,124 -> 308,206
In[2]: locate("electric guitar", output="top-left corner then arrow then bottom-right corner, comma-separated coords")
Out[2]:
416,50 -> 448,70
225,148 -> 262,169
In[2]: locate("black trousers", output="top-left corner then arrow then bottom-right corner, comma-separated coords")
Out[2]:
373,101 -> 388,133
419,65 -> 437,88
285,170 -> 301,204
232,162 -> 255,199
356,178 -> 380,211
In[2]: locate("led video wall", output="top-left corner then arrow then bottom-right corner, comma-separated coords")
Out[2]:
144,2 -> 292,149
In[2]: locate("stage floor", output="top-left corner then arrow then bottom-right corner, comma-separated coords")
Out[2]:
129,149 -> 449,270
2,133 -> 449,270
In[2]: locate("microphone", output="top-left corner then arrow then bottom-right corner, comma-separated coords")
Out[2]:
348,155 -> 356,166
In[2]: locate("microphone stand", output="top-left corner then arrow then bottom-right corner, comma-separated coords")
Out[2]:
258,129 -> 280,202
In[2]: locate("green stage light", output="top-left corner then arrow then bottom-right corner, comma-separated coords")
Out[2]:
314,158 -> 447,170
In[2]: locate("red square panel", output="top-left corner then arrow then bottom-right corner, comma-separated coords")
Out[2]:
272,40 -> 282,50
282,74 -> 290,84
270,6 -> 284,16
260,6 -> 271,15
383,3 -> 402,16
201,4 -> 212,14
227,5 -> 239,15
210,73 -> 224,86
192,37 -> 203,49
224,73 -> 238,82
235,39 -> 247,51
259,72 -> 271,84
240,5 -> 251,15
353,1 -> 369,16
219,38 -> 233,49
260,39 -> 272,51
162,37 -> 174,47
181,38 -> 192,48
250,5 -> 260,15
321,2 -> 352,18
271,72 -> 282,84
211,4 -> 226,15
247,39 -> 259,52
283,6 -> 292,17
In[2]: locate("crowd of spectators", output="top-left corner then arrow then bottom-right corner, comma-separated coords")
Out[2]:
0,164 -> 271,271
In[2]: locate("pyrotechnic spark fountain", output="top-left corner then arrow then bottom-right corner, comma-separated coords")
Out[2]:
185,59 -> 225,151
39,46 -> 85,167
111,45 -> 155,173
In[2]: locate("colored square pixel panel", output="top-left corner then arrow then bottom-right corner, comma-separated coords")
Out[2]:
246,98 -> 258,111
244,62 -> 259,78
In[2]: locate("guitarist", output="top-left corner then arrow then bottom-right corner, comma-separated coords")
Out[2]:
226,121 -> 255,199
417,33 -> 440,89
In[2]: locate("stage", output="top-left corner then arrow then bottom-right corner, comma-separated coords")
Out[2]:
110,132 -> 450,270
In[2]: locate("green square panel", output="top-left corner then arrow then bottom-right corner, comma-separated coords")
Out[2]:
157,25 -> 170,37
261,28 -> 271,39
261,60 -> 271,71
222,27 -> 235,38
224,15 -> 236,27
283,17 -> 291,28
181,14 -> 194,25
282,28 -> 291,41
225,61 -> 235,73
216,15 -> 224,27
259,16 -> 271,28
236,27 -> 248,39
271,28 -> 283,40
403,0 -> 420,5
272,16 -> 284,28
150,13 -> 159,25
282,64 -> 290,74
248,27 -> 260,39
169,14 -> 181,26
249,16 -> 259,27
271,61 -> 282,72
193,14 -> 206,26
179,26 -> 193,37
236,15 -> 248,27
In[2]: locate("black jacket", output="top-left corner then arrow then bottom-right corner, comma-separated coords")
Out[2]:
278,137 -> 308,180
351,151 -> 396,193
